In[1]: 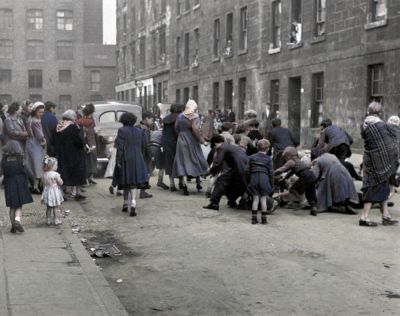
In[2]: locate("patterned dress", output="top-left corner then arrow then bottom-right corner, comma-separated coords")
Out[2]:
41,171 -> 64,207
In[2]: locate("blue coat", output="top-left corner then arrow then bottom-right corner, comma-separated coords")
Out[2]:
112,126 -> 149,189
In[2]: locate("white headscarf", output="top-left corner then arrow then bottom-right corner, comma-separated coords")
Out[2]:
62,109 -> 77,121
183,99 -> 198,120
387,116 -> 400,126
31,101 -> 44,112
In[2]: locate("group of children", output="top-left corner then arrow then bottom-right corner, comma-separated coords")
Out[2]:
1,140 -> 64,233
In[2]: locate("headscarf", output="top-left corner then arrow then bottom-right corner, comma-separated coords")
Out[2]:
183,99 -> 198,120
387,116 -> 400,126
31,101 -> 44,112
363,115 -> 382,129
2,140 -> 24,157
62,110 -> 77,121
282,146 -> 299,162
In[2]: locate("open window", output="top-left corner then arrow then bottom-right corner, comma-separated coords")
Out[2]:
288,0 -> 302,45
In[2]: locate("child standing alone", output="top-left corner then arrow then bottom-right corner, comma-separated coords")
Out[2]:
1,140 -> 33,233
247,139 -> 275,224
42,157 -> 64,225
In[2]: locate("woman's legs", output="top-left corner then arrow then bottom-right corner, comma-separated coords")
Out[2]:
9,208 -> 16,232
252,195 -> 259,224
14,208 -> 24,232
169,176 -> 177,191
196,176 -> 202,191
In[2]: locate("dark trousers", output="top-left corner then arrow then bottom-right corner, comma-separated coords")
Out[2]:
330,144 -> 360,179
210,171 -> 246,206
290,170 -> 317,205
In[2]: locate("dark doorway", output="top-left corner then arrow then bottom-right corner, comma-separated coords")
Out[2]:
224,80 -> 233,111
288,77 -> 301,143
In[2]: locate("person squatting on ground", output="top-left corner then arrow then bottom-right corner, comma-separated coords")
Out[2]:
1,140 -> 33,233
42,157 -> 64,225
274,146 -> 318,216
203,135 -> 249,211
112,112 -> 149,217
359,102 -> 399,227
246,139 -> 275,225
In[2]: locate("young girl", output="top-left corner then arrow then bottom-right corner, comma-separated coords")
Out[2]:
42,157 -> 64,225
247,139 -> 275,224
1,140 -> 33,233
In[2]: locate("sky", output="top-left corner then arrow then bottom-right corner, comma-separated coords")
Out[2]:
103,0 -> 117,45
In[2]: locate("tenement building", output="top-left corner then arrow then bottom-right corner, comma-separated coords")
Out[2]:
0,0 -> 116,111
116,0 -> 400,144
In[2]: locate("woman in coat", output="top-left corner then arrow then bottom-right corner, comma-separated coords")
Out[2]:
172,100 -> 208,195
112,112 -> 149,217
311,149 -> 358,214
3,102 -> 29,150
161,104 -> 183,191
54,110 -> 87,200
25,102 -> 46,193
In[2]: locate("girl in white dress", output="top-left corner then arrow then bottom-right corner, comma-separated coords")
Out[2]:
42,157 -> 64,225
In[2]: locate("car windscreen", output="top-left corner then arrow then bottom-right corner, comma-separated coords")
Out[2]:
99,111 -> 116,124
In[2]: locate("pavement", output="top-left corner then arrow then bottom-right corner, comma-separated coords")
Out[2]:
0,192 -> 128,315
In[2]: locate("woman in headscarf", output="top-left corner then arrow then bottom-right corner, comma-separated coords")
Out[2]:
25,101 -> 46,193
172,100 -> 208,195
54,110 -> 87,200
359,102 -> 399,227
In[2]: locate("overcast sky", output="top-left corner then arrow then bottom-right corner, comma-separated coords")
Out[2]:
103,0 -> 116,45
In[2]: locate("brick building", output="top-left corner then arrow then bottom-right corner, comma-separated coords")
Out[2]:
0,0 -> 117,112
116,0 -> 400,144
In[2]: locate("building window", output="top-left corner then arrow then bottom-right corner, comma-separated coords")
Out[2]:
90,70 -> 101,91
152,1 -> 158,21
140,0 -> 145,27
161,0 -> 166,16
29,95 -> 42,102
311,73 -> 324,128
0,40 -> 13,59
162,80 -> 168,102
271,1 -> 281,49
270,80 -> 280,115
224,13 -> 233,57
90,95 -> 103,102
176,89 -> 181,103
193,85 -> 198,103
289,0 -> 302,44
185,0 -> 190,12
122,12 -> 127,34
59,70 -> 72,83
159,27 -> 166,63
28,70 -> 43,89
130,41 -> 136,73
238,78 -> 246,119
368,64 -> 384,104
183,87 -> 190,103
131,5 -> 136,33
371,0 -> 387,22
139,36 -> 146,70
176,0 -> 181,15
151,32 -> 157,66
314,0 -> 326,37
213,82 -> 219,109
122,46 -> 127,77
192,28 -> 199,67
213,19 -> 220,58
0,94 -> 12,104
0,9 -> 13,30
59,95 -> 72,110
56,10 -> 73,31
239,7 -> 248,50
26,9 -> 43,30
0,69 -> 11,83
184,32 -> 189,67
176,36 -> 181,68
56,41 -> 73,59
26,40 -> 44,60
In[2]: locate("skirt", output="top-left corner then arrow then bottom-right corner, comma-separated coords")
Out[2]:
362,181 -> 390,203
247,173 -> 272,196
42,186 -> 64,207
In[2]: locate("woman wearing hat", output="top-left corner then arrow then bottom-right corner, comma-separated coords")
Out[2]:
25,101 -> 46,193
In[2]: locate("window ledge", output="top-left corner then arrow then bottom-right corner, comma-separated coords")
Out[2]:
176,14 -> 181,20
212,56 -> 220,63
193,4 -> 200,11
182,10 -> 190,16
287,42 -> 303,50
175,68 -> 181,73
268,47 -> 281,55
364,18 -> 387,30
237,48 -> 248,56
310,34 -> 326,44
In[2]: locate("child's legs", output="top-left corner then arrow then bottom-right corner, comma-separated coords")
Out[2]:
131,189 -> 138,208
9,208 -> 16,225
123,189 -> 132,207
260,196 -> 267,212
15,208 -> 22,222
169,176 -> 175,188
158,169 -> 165,183
252,195 -> 260,211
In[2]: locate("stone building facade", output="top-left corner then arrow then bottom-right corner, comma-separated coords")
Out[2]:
116,0 -> 400,144
0,0 -> 116,112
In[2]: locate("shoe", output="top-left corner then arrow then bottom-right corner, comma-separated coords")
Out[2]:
387,201 -> 395,207
54,219 -> 63,226
344,205 -> 358,215
31,187 -> 41,195
382,217 -> 399,226
261,216 -> 267,225
109,186 -> 114,195
227,200 -> 238,208
14,222 -> 24,232
121,206 -> 128,213
252,217 -> 258,225
359,219 -> 378,227
170,186 -> 177,192
88,179 -> 97,185
182,185 -> 189,196
10,224 -> 16,233
203,204 -> 219,211
117,191 -> 123,196
205,190 -> 211,198
310,205 -> 317,216
157,182 -> 169,190
130,208 -> 137,217
266,200 -> 279,215
74,194 -> 86,201
179,183 -> 184,190
196,183 -> 203,192
140,191 -> 153,199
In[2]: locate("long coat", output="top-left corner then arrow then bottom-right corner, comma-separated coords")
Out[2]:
161,113 -> 179,176
312,153 -> 359,212
25,117 -> 46,180
112,125 -> 149,189
54,123 -> 87,187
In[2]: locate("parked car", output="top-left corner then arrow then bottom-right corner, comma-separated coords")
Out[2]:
87,101 -> 142,166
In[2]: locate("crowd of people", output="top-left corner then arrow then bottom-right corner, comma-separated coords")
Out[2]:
0,98 -> 398,233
